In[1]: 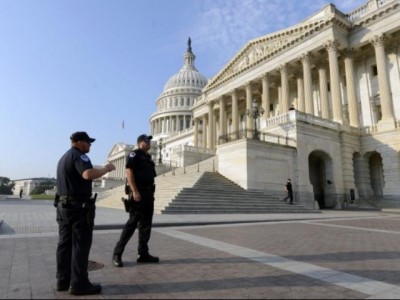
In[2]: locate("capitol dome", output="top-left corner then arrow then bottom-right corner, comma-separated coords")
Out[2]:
150,38 -> 208,144
163,48 -> 208,92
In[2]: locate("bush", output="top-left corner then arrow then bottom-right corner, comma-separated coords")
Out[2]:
0,177 -> 15,195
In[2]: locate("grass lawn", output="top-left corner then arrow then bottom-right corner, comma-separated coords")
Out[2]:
30,194 -> 55,200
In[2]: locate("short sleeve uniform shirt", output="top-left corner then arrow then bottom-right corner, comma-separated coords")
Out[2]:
56,147 -> 93,197
125,149 -> 156,186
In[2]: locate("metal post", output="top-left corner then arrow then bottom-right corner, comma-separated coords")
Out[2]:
246,99 -> 264,140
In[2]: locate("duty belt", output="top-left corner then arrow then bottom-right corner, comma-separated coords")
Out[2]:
59,195 -> 91,202
59,194 -> 97,207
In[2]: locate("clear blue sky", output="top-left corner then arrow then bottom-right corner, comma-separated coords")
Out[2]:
0,0 -> 366,180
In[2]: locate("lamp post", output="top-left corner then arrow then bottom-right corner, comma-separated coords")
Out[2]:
158,138 -> 163,164
246,99 -> 264,140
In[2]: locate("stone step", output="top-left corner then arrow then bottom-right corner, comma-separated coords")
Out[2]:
162,209 -> 319,214
162,172 -> 317,214
97,157 -> 216,211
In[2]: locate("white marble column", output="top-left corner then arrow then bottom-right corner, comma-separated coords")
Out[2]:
207,101 -> 215,150
176,116 -> 180,132
261,73 -> 270,118
371,34 -> 395,121
318,62 -> 330,119
219,97 -> 226,143
231,89 -> 239,140
296,72 -> 305,112
202,115 -> 208,148
194,118 -> 199,147
343,49 -> 360,127
277,84 -> 282,114
245,82 -> 253,138
301,52 -> 314,115
279,63 -> 290,113
325,40 -> 343,123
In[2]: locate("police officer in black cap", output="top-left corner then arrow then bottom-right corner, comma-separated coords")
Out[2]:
112,134 -> 159,267
56,131 -> 115,295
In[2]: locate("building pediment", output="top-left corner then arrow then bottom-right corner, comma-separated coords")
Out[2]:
205,4 -> 350,91
108,143 -> 134,157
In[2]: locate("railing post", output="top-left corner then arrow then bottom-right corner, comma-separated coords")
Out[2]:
197,162 -> 199,172
213,160 -> 215,172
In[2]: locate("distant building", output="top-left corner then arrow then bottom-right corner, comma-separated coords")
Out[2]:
12,178 -> 55,196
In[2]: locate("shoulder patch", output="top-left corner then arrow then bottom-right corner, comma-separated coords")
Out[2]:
80,155 -> 90,162
129,152 -> 136,158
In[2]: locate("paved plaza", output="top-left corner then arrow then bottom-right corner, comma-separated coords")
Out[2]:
1,198 -> 400,299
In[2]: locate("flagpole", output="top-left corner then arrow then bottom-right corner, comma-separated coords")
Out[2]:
122,120 -> 125,143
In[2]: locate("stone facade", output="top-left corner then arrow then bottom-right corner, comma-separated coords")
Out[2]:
108,0 -> 400,208
186,0 -> 400,208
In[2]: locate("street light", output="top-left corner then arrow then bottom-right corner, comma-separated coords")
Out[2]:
246,99 -> 264,140
158,138 -> 163,164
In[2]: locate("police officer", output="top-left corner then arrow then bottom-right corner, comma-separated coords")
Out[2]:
112,134 -> 159,267
56,131 -> 115,295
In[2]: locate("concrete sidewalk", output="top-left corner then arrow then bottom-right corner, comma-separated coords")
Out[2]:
2,198 -> 400,299
0,198 -> 383,234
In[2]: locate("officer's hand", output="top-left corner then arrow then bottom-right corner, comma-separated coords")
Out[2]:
105,163 -> 116,172
133,190 -> 141,202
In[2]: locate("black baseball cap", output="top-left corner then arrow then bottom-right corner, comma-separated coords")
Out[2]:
137,134 -> 153,144
70,131 -> 96,143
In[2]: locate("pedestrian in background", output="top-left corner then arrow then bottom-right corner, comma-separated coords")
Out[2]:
56,131 -> 115,295
112,134 -> 159,267
283,178 -> 294,205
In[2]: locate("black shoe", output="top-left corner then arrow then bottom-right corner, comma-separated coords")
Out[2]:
69,283 -> 102,296
56,280 -> 70,292
137,253 -> 159,263
112,254 -> 123,267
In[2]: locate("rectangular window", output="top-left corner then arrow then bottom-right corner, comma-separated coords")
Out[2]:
371,65 -> 378,76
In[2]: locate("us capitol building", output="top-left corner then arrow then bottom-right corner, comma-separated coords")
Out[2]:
105,0 -> 400,209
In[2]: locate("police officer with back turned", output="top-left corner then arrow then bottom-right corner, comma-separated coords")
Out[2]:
112,134 -> 159,267
56,131 -> 115,295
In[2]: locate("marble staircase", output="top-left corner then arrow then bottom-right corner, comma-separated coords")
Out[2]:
96,157 -> 216,213
161,172 -> 319,214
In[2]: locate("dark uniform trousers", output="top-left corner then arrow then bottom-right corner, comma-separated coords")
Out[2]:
56,200 -> 95,288
113,189 -> 154,256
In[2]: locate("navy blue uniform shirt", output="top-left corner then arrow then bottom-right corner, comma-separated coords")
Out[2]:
126,149 -> 156,186
56,147 -> 93,197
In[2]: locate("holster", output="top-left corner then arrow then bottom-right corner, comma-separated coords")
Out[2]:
121,195 -> 140,213
53,193 -> 60,208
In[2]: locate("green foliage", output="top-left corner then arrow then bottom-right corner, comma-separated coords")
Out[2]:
0,176 -> 15,195
30,194 -> 55,200
30,180 -> 56,195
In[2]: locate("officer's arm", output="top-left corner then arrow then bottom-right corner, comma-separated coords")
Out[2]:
126,168 -> 141,201
82,163 -> 115,180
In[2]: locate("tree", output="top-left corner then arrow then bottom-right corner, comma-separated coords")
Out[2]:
0,176 -> 15,195
30,180 -> 56,195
